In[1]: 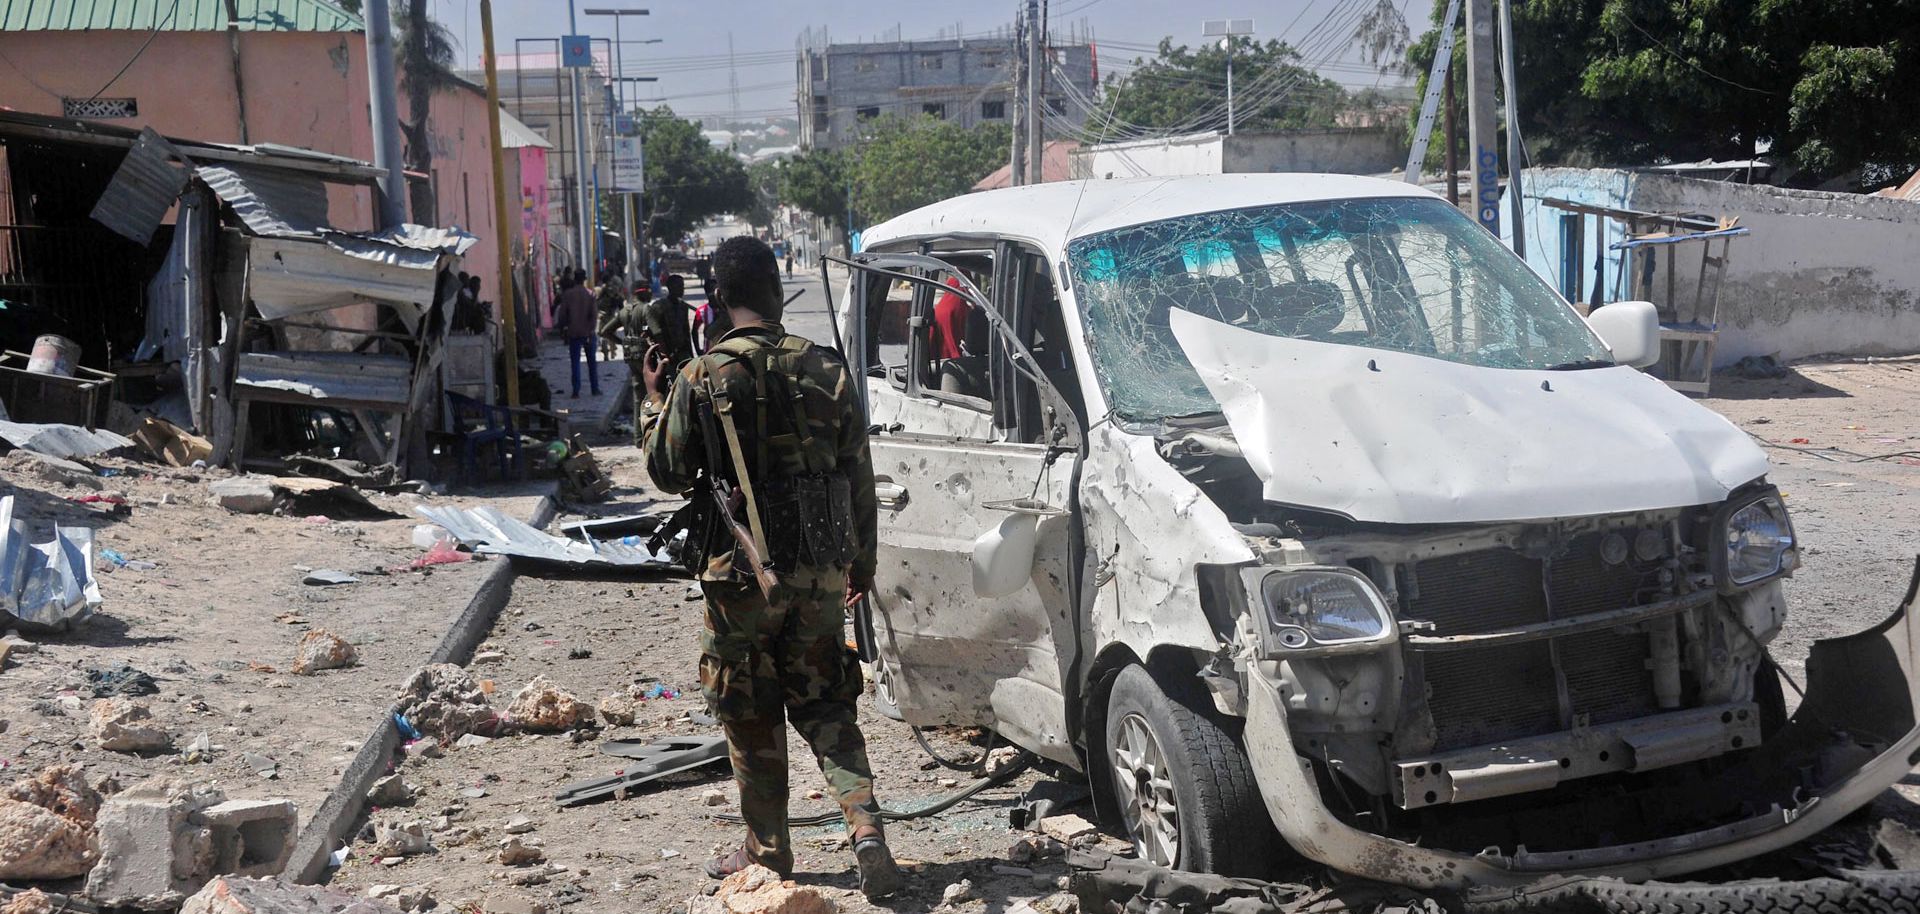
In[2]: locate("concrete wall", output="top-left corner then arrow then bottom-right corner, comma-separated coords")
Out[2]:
1071,133 -> 1225,179
1221,128 -> 1401,175
1514,167 -> 1920,363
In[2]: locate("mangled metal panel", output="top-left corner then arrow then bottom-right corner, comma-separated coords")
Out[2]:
415,505 -> 678,569
90,127 -> 188,245
246,236 -> 438,321
197,163 -> 331,239
234,351 -> 413,405
1168,309 -> 1769,524
0,421 -> 134,459
0,495 -> 101,631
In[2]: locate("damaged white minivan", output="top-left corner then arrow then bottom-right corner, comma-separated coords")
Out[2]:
833,174 -> 1920,889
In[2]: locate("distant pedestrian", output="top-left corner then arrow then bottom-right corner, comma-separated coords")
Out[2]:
784,248 -> 794,279
554,272 -> 602,399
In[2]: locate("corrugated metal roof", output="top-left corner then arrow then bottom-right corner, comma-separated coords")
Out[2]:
198,163 -> 331,238
90,127 -> 188,244
235,350 -> 413,404
499,109 -> 552,150
1,0 -> 364,32
415,505 -> 679,569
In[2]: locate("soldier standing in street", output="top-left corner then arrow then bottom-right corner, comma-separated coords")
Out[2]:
639,237 -> 903,899
606,274 -> 693,445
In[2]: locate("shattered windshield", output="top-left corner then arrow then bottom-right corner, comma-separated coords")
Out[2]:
1066,196 -> 1612,422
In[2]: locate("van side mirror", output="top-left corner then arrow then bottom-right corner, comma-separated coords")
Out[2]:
1586,300 -> 1661,369
972,512 -> 1039,599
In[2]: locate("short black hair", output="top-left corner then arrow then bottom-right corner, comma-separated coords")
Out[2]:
663,273 -> 685,294
711,236 -> 781,319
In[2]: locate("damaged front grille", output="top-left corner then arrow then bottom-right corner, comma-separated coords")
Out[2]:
1406,532 -> 1666,752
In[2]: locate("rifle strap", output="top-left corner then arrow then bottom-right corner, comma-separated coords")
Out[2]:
708,383 -> 771,570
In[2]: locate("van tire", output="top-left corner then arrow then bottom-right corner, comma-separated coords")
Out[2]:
1104,664 -> 1276,877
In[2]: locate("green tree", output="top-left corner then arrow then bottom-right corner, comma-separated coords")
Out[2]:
1406,0 -> 1920,185
637,107 -> 753,243
396,0 -> 458,222
742,159 -> 781,230
778,147 -> 851,251
1097,38 -> 1348,140
848,116 -> 1010,224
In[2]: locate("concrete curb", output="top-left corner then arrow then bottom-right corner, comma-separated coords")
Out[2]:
286,493 -> 559,884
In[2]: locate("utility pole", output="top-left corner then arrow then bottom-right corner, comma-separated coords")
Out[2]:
1464,0 -> 1500,235
363,0 -> 408,228
479,0 -> 520,407
1203,20 -> 1255,136
1024,0 -> 1043,185
1497,0 -> 1526,256
565,3 -> 594,269
1008,13 -> 1027,187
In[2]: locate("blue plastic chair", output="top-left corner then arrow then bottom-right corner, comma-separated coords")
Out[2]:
445,392 -> 523,485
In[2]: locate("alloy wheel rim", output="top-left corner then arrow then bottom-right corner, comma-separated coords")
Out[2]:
1112,712 -> 1179,866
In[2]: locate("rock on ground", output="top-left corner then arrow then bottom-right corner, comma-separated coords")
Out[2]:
207,478 -> 275,514
505,675 -> 593,732
90,698 -> 172,752
371,820 -> 431,857
180,876 -> 403,914
291,628 -> 358,675
693,864 -> 836,914
0,765 -> 103,880
0,889 -> 56,914
83,778 -> 227,910
597,689 -> 639,726
395,663 -> 497,742
497,836 -> 544,866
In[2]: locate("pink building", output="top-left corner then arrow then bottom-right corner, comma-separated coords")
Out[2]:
0,0 -> 538,294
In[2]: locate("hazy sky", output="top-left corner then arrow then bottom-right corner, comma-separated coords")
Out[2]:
437,0 -> 1433,123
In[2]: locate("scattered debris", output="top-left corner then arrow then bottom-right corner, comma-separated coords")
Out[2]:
473,650 -> 507,664
0,420 -> 133,460
691,864 -> 837,914
291,628 -> 357,674
505,675 -> 594,732
701,788 -> 729,807
416,505 -> 679,570
498,836 -> 545,866
90,698 -> 172,752
0,764 -> 103,880
0,495 -> 102,632
209,478 -> 276,514
130,416 -> 213,467
555,436 -> 614,503
87,781 -> 296,910
371,820 -> 432,857
179,876 -> 403,914
454,733 -> 494,749
598,690 -> 639,726
1040,814 -> 1099,845
481,892 -> 549,914
940,879 -> 977,908
210,476 -> 401,519
0,888 -> 56,914
1009,835 -> 1066,865
985,746 -> 1024,779
557,735 -> 730,807
1726,354 -> 1791,379
366,775 -> 413,807
365,883 -> 434,912
461,787 -> 488,799
86,663 -> 159,697
406,539 -> 473,571
395,664 -> 499,743
303,569 -> 360,586
503,815 -> 535,835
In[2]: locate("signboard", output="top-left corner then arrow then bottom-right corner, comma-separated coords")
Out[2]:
615,114 -> 635,136
561,35 -> 593,68
612,136 -> 645,194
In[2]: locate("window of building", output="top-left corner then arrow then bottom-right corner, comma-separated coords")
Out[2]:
981,100 -> 1006,119
812,95 -> 828,133
855,56 -> 879,72
1046,97 -> 1066,116
810,56 -> 825,80
857,106 -> 881,121
920,53 -> 944,70
63,97 -> 137,119
923,103 -> 947,120
978,52 -> 1004,69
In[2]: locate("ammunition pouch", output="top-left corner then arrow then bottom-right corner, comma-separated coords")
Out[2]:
760,473 -> 855,572
648,495 -> 719,575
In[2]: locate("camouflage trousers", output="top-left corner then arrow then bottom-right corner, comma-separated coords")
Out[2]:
624,357 -> 647,447
699,565 -> 879,873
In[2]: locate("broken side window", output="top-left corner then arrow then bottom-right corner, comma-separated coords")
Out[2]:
1066,196 -> 1614,423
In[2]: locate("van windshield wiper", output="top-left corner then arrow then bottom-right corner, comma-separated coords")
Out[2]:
1546,358 -> 1615,371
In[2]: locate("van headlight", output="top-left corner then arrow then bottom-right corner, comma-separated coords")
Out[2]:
1714,489 -> 1797,591
1243,567 -> 1396,655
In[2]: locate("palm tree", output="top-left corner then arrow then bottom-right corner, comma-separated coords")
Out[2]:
396,0 -> 459,224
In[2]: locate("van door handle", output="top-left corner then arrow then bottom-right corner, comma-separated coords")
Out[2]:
875,481 -> 909,509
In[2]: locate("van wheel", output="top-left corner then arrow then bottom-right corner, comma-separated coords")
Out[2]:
867,662 -> 904,722
1104,664 -> 1275,876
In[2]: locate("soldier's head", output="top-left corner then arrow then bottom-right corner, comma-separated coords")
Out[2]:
663,273 -> 685,299
711,236 -> 783,323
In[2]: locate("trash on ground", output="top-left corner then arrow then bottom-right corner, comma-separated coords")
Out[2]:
0,495 -> 102,633
1725,353 -> 1791,379
405,539 -> 472,571
555,436 -> 613,503
504,675 -> 594,732
290,628 -> 357,675
99,548 -> 158,571
302,569 -> 360,586
209,475 -> 401,519
128,416 -> 212,468
86,663 -> 160,698
415,505 -> 680,570
0,421 -> 133,460
556,735 -> 729,807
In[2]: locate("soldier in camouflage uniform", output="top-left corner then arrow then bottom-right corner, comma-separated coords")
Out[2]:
605,274 -> 694,446
639,237 -> 902,899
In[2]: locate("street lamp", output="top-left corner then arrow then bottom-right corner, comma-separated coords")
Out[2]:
1201,18 -> 1255,135
585,8 -> 650,281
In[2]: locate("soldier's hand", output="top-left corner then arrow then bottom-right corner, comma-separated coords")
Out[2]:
844,578 -> 869,608
641,344 -> 672,399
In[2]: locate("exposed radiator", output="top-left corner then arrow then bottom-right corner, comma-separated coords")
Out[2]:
1407,533 -> 1666,752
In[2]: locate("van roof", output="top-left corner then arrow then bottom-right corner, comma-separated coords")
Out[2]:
860,173 -> 1442,253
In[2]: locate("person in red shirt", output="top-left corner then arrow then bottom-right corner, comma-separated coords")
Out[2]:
929,275 -> 971,361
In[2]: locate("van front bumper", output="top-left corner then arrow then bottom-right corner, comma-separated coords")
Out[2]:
1242,563 -> 1920,890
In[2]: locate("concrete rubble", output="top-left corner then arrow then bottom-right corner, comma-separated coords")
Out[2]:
687,864 -> 837,914
84,778 -> 296,910
366,774 -> 414,807
370,820 -> 431,858
597,688 -> 639,726
395,663 -> 498,743
208,478 -> 276,515
91,698 -> 172,752
181,876 -> 404,914
0,888 -> 56,914
505,675 -> 594,732
1039,814 -> 1099,846
366,883 -> 434,912
0,764 -> 103,880
290,628 -> 358,675
497,835 -> 544,866
940,879 -> 978,908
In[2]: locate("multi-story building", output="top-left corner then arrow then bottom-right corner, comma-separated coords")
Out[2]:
795,35 -> 1096,151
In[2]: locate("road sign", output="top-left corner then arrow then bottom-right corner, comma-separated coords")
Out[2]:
1201,18 -> 1255,36
612,136 -> 644,193
615,114 -> 635,136
562,35 -> 593,68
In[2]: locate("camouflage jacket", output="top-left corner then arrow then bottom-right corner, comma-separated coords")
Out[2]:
640,321 -> 876,586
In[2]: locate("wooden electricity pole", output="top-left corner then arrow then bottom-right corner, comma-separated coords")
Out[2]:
1464,0 -> 1500,235
481,0 -> 521,407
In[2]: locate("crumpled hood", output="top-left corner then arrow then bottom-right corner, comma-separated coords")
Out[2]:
1169,310 -> 1770,524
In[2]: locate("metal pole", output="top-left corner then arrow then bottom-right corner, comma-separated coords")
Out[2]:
613,18 -> 635,282
1497,0 -> 1526,256
1008,16 -> 1026,187
1464,0 -> 1500,235
1226,40 -> 1235,136
1444,69 -> 1459,205
480,0 -> 521,408
363,0 -> 408,228
568,2 -> 592,269
1025,0 -> 1043,184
